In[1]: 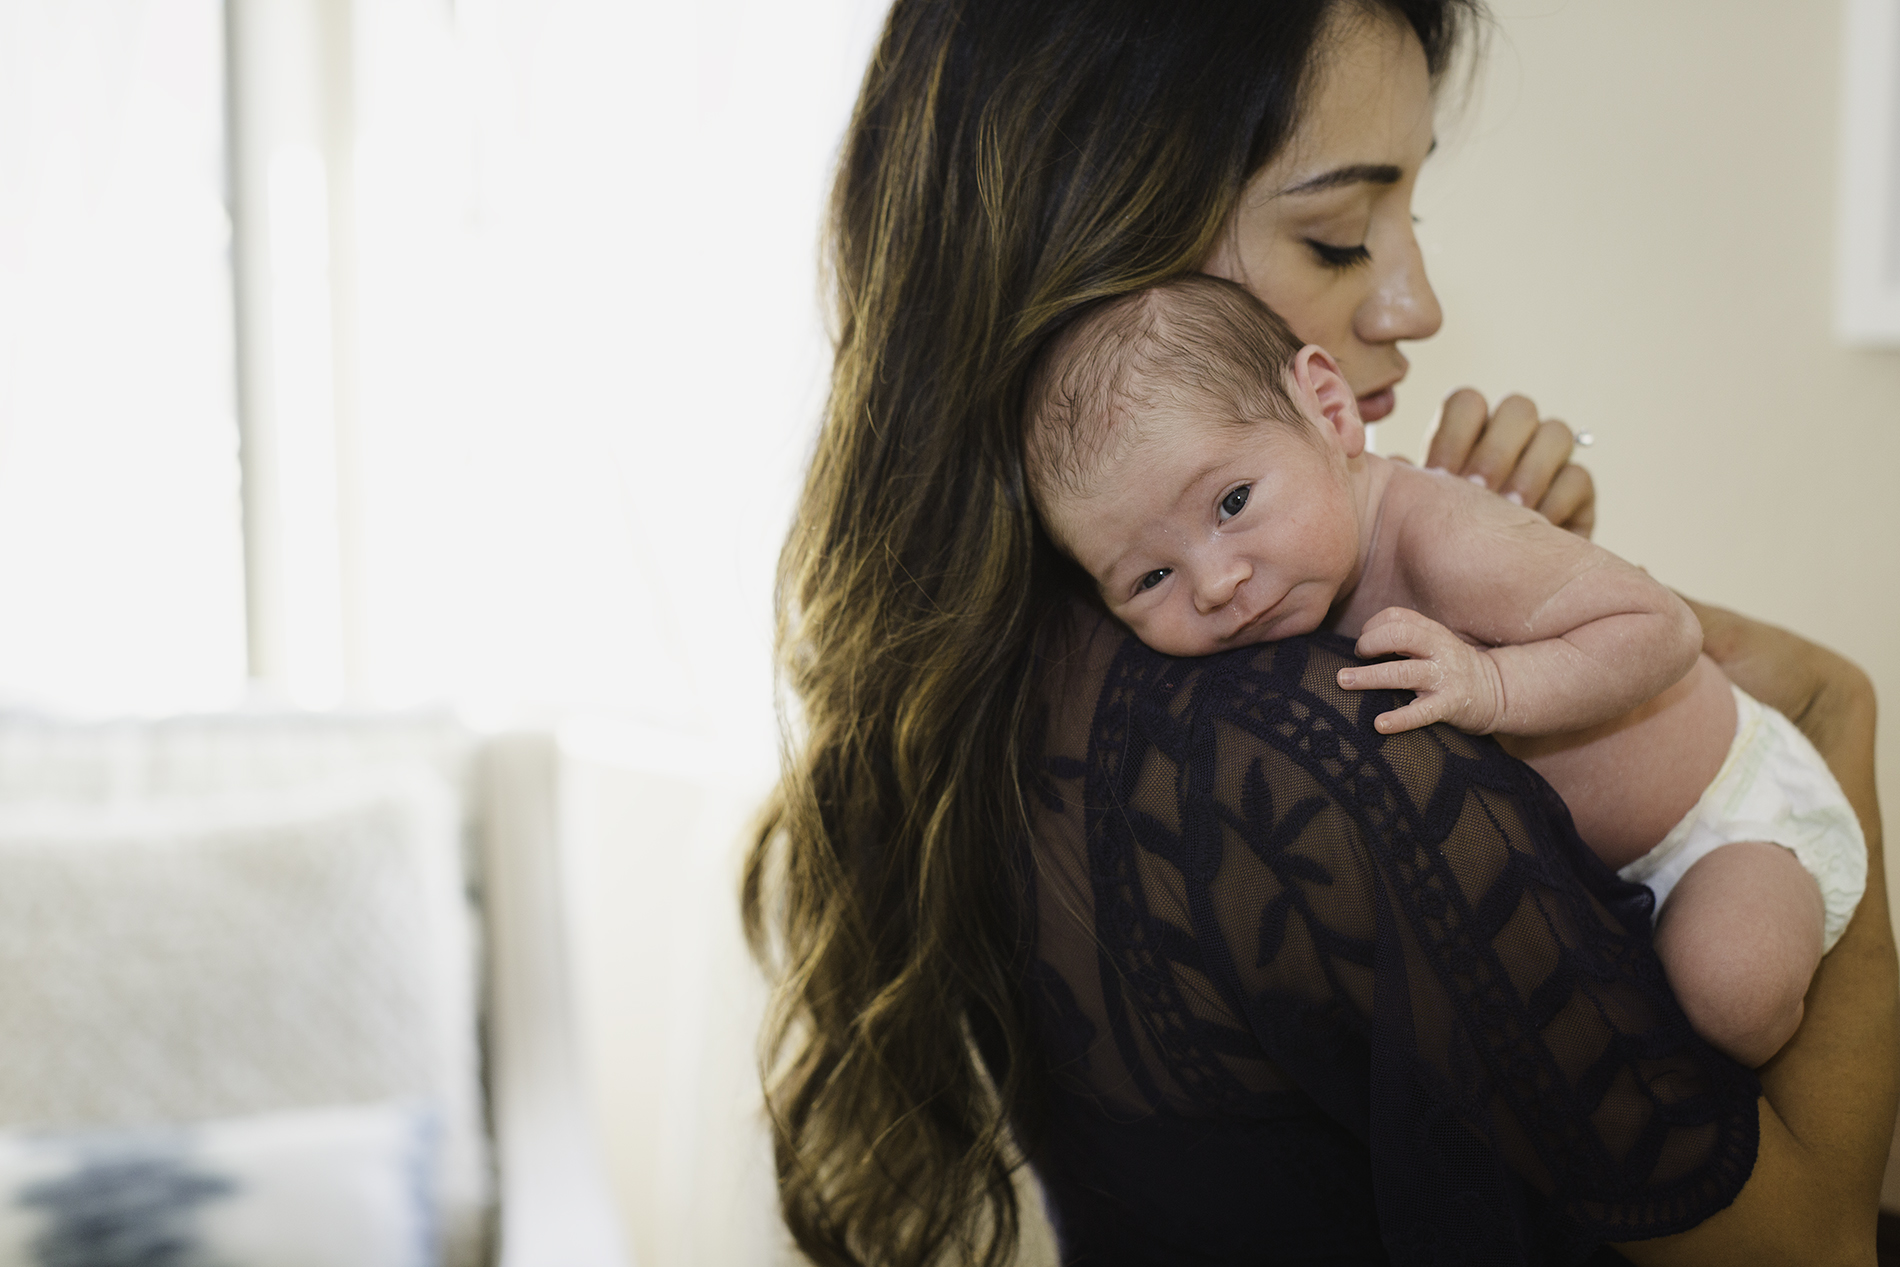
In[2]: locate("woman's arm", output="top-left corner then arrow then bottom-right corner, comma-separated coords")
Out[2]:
1614,598 -> 1897,1267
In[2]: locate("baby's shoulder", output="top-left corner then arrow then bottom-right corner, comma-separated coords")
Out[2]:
1375,459 -> 1581,597
1380,458 -> 1498,519
1383,460 -> 1547,541
1376,461 -> 1505,559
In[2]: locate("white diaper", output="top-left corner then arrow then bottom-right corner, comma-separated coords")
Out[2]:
1617,684 -> 1866,953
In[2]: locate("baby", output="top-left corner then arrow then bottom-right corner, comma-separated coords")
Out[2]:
1026,274 -> 1865,1067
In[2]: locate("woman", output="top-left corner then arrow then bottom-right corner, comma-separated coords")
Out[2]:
743,2 -> 1897,1264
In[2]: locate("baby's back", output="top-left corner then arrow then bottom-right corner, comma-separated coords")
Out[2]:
1337,459 -> 1733,865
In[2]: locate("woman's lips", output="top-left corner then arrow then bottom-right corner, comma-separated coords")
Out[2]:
1357,388 -> 1396,423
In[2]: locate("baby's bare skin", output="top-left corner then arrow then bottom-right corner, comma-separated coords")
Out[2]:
1338,459 -> 1730,869
1040,343 -> 1824,1065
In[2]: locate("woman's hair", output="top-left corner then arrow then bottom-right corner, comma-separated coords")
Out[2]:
1024,275 -> 1309,516
742,3 -> 1478,1264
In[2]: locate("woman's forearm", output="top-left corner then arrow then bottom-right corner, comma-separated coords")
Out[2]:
1618,599 -> 1897,1266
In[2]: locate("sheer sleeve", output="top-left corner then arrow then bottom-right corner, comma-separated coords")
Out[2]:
1025,603 -> 1759,1264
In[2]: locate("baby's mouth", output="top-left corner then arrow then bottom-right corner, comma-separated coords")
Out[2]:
1227,604 -> 1278,645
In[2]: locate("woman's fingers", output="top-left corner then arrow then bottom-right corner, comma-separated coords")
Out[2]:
1537,463 -> 1597,538
1461,394 -> 1542,492
1422,387 -> 1599,539
1423,388 -> 1489,473
1498,419 -> 1575,508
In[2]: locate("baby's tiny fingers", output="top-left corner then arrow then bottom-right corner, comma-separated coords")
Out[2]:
1355,618 -> 1449,662
1354,629 -> 1423,662
1373,699 -> 1441,735
1338,661 -> 1437,692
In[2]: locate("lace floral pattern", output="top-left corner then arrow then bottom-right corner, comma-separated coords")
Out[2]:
1024,605 -> 1758,1265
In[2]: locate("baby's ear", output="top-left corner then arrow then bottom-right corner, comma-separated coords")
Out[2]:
1290,345 -> 1365,458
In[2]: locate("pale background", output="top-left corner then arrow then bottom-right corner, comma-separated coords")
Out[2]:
0,1 -> 1893,1263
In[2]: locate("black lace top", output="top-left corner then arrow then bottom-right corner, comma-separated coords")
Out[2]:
1023,602 -> 1760,1266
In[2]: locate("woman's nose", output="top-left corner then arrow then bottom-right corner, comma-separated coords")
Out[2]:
1355,229 -> 1442,346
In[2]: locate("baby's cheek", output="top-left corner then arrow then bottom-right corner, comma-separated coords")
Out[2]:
1120,609 -> 1168,652
1141,613 -> 1218,659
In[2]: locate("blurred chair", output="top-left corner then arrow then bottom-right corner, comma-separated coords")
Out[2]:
0,712 -> 629,1267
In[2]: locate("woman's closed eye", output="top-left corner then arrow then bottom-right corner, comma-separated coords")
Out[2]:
1219,484 -> 1251,521
1304,239 -> 1370,270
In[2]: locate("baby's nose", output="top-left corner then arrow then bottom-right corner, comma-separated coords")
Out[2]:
1193,561 -> 1248,614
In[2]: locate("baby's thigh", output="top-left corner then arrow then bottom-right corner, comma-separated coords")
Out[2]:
1652,839 -> 1824,1066
1500,654 -> 1735,869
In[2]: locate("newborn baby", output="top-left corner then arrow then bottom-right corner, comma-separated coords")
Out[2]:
1027,274 -> 1865,1067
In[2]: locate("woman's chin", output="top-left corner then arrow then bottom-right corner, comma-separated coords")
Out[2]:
1356,388 -> 1396,423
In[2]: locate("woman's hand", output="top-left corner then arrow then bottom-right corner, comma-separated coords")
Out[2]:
1424,388 -> 1596,538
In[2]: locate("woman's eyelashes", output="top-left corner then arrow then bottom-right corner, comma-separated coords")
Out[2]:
1304,239 -> 1371,270
1219,484 -> 1251,521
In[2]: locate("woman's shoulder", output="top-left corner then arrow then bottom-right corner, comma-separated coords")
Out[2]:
1036,593 -> 1552,849
1033,598 -> 1667,1015
1026,594 -> 1761,1259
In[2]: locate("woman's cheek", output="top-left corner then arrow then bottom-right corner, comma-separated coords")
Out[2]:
1254,248 -> 1364,364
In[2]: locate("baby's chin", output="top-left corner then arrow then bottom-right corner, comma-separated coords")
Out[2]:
1126,604 -> 1331,658
1129,618 -> 1303,659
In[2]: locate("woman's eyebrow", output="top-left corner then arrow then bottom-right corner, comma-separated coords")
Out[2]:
1278,163 -> 1403,196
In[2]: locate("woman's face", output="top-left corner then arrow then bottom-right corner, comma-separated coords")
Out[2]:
1203,12 -> 1440,423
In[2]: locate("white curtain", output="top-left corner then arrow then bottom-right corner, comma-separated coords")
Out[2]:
0,0 -> 246,714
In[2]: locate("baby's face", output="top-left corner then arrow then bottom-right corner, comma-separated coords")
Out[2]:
1043,405 -> 1363,657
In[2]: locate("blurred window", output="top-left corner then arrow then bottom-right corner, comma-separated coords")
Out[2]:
0,0 -> 876,771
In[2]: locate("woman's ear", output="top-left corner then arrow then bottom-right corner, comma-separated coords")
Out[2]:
1290,345 -> 1366,459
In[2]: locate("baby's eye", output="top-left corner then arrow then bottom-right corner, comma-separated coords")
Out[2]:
1219,485 -> 1251,521
1137,568 -> 1171,592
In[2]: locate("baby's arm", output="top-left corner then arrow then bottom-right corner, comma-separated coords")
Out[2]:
1337,475 -> 1702,736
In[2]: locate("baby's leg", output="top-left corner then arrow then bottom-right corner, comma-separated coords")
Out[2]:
1651,840 -> 1824,1066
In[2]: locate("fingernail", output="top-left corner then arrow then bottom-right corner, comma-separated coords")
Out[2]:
1340,670 -> 1355,686
1467,473 -> 1488,487
1504,490 -> 1523,505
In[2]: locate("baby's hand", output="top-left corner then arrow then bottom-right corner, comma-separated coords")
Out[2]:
1335,607 -> 1507,735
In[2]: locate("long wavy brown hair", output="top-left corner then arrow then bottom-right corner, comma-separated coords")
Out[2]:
742,3 -> 1478,1263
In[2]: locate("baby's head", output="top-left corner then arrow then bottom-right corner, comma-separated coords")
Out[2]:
1026,274 -> 1369,656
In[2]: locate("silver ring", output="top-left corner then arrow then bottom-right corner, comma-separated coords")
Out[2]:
1574,431 -> 1595,448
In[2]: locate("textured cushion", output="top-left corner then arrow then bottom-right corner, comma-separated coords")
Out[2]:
0,1100 -> 437,1267
0,776 -> 488,1266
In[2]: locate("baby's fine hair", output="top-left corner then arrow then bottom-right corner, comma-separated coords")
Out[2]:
1024,273 -> 1308,505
